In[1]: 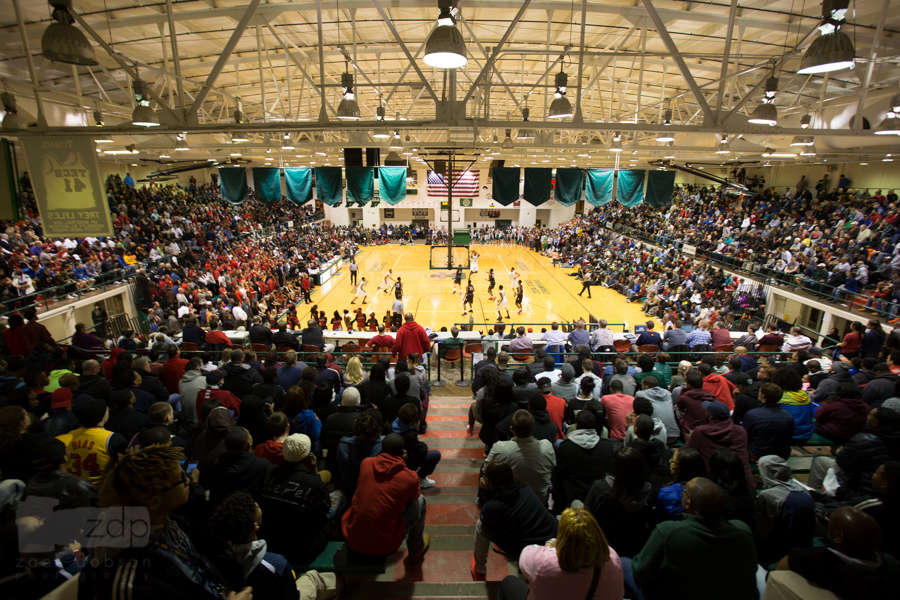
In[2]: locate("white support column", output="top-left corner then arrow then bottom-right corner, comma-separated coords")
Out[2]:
818,312 -> 832,349
324,205 -> 350,227
518,204 -> 536,227
362,206 -> 380,229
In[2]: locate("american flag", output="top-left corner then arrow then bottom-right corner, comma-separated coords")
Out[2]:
427,169 -> 480,197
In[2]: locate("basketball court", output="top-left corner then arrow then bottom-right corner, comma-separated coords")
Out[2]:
300,243 -> 658,332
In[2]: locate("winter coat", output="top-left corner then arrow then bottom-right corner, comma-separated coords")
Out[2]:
289,409 -> 322,442
836,426 -> 900,499
553,428 -> 615,506
676,387 -> 718,437
742,403 -> 795,460
702,373 -> 736,410
495,408 -> 559,444
814,397 -> 869,442
861,373 -> 899,408
778,390 -> 814,441
336,435 -> 382,498
221,362 -> 264,398
585,475 -> 653,558
207,451 -> 274,508
392,321 -> 431,360
481,483 -> 558,558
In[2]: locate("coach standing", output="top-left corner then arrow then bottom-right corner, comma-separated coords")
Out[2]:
394,312 -> 431,360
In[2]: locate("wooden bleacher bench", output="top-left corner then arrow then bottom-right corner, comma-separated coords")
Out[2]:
297,541 -> 387,575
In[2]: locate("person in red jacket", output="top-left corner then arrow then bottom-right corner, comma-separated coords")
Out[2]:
813,382 -> 869,443
196,371 -> 241,417
161,345 -> 189,394
699,362 -> 736,410
204,320 -> 233,347
676,372 -> 720,438
365,325 -> 395,349
341,433 -> 430,560
393,313 -> 431,360
686,400 -> 755,488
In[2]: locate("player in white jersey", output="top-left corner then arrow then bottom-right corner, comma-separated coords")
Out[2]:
378,269 -> 394,294
496,285 -> 510,319
351,277 -> 368,304
470,251 -> 479,273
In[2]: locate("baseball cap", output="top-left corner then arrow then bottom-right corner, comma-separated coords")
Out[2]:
537,377 -> 553,393
51,387 -> 73,410
702,400 -> 730,420
206,370 -> 225,385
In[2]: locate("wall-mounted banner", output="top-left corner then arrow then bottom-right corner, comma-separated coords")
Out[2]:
683,244 -> 697,256
21,135 -> 114,237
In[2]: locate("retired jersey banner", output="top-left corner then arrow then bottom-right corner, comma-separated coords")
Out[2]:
21,135 -> 114,237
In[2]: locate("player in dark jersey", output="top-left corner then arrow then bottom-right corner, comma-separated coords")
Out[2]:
463,278 -> 475,315
453,267 -> 463,294
394,277 -> 403,299
515,281 -> 525,315
487,268 -> 496,300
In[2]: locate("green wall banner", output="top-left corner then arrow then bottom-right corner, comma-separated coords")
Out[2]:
283,167 -> 313,205
523,168 -> 553,206
616,169 -> 645,207
585,169 -> 615,206
315,167 -> 343,206
646,170 -> 677,208
345,166 -> 374,206
218,167 -> 249,204
554,168 -> 583,206
251,167 -> 281,204
378,166 -> 407,205
20,135 -> 114,236
491,167 -> 520,206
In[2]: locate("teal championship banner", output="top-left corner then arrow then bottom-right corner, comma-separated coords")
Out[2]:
20,135 -> 114,236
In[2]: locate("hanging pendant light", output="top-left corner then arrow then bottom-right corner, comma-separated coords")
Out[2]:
131,78 -> 160,127
664,143 -> 676,159
800,145 -> 817,156
41,1 -> 97,66
518,107 -> 534,140
1,92 -> 25,131
548,70 -> 573,119
609,133 -> 623,152
875,95 -> 900,135
715,136 -> 731,154
662,107 -> 673,126
748,76 -> 779,126
424,0 -> 467,69
800,113 -> 812,128
798,1 -> 855,75
337,72 -> 361,120
281,133 -> 295,150
790,135 -> 815,146
389,131 -> 403,150
373,106 -> 390,139
501,129 -> 514,149
656,131 -> 675,143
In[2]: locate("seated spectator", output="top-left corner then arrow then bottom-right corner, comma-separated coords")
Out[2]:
57,397 -> 127,486
685,400 -> 754,488
635,376 -> 678,444
628,478 -> 758,600
634,320 -> 662,349
601,379 -> 634,441
381,373 -> 422,433
77,359 -> 114,406
207,426 -> 274,508
511,368 -> 538,408
858,461 -> 900,558
730,376 -> 761,425
808,406 -> 900,501
43,387 -> 79,437
698,362 -> 736,410
708,448 -> 756,530
606,359 -> 637,396
276,350 -> 307,390
496,507 -> 624,600
781,326 -> 812,354
470,459 -> 558,580
336,410 -> 383,498
341,433 -> 430,560
78,444 -> 252,599
196,370 -> 242,417
284,386 -> 322,444
585,447 -> 653,558
205,320 -> 233,347
755,455 -> 815,566
814,382 -> 868,443
634,355 -> 664,389
552,364 -> 577,402
485,410 -> 556,506
271,323 -> 299,350
629,414 -> 672,496
209,492 -> 341,600
553,410 -> 615,510
193,406 -> 236,485
258,433 -> 343,565
162,345 -> 190,395
509,326 -> 534,353
496,392 -> 558,444
178,358 -> 207,433
676,372 -> 718,438
133,357 -> 169,403
254,411 -> 290,465
861,362 -> 898,408
771,368 -> 814,442
651,447 -> 708,524
222,349 -> 263,398
365,324 -> 395,348
251,366 -> 285,410
776,506 -> 900,598
392,403 -> 441,488
624,397 -> 667,448
45,356 -> 77,394
742,382 -> 795,460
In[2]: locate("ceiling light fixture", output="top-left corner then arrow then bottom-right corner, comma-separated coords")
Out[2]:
748,75 -> 779,126
715,135 -> 731,154
424,0 -> 467,69
790,135 -> 815,146
502,129 -> 514,149
518,106 -> 534,140
610,133 -> 623,152
800,113 -> 812,128
762,148 -> 797,158
663,107 -> 673,126
800,145 -> 817,156
337,72 -> 361,119
875,95 -> 900,135
130,78 -> 160,127
1,92 -> 25,131
41,1 -> 97,65
174,134 -> 189,151
656,131 -> 675,143
798,0 -> 855,74
373,106 -> 390,139
390,131 -> 403,150
548,70 -> 573,119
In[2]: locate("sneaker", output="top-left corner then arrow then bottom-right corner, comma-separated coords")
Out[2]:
407,534 -> 431,562
470,557 -> 486,581
492,543 -> 506,555
66,294 -> 76,299
466,424 -> 473,436
419,477 -> 436,489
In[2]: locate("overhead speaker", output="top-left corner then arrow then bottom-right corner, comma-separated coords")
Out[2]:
433,160 -> 447,175
344,147 -> 363,167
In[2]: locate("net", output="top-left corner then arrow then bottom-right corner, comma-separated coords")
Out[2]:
429,245 -> 470,270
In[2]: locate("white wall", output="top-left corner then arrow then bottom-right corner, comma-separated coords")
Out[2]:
750,162 -> 900,193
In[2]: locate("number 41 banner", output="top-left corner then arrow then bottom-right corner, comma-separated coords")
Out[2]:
21,135 -> 114,237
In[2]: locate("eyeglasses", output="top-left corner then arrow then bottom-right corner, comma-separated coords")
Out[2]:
159,470 -> 189,494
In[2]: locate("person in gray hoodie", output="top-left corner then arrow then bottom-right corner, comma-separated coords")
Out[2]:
624,396 -> 668,448
635,376 -> 679,444
755,455 -> 815,565
551,363 -> 577,402
178,357 -> 207,433
810,361 -> 853,403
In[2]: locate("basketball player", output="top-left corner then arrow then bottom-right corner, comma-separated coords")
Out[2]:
515,280 -> 525,315
470,250 -> 480,273
487,268 -> 496,300
463,277 -> 475,316
394,276 -> 403,299
496,284 -> 510,319
351,277 -> 367,304
453,266 -> 463,294
509,268 -> 518,289
378,269 -> 394,294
